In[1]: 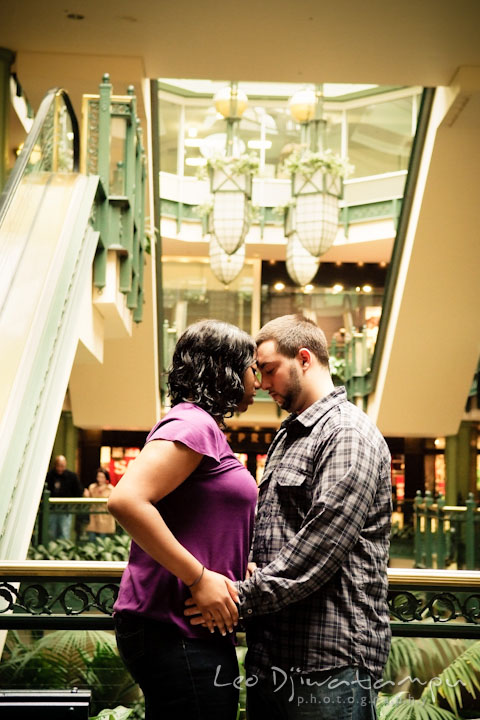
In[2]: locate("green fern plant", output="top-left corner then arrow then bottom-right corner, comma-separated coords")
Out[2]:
383,638 -> 474,699
422,642 -> 480,717
377,693 -> 457,720
0,630 -> 141,716
379,638 -> 480,719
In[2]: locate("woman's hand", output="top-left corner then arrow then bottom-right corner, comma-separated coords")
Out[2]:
245,561 -> 257,579
190,569 -> 239,636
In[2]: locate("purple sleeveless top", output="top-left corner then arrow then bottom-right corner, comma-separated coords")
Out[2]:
114,402 -> 258,637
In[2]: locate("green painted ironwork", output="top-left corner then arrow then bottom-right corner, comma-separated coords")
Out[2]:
329,330 -> 373,402
83,74 -> 147,322
163,195 -> 402,232
1,565 -> 479,640
414,491 -> 480,570
35,491 -> 116,547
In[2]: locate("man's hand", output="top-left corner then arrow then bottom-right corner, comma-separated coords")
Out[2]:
245,561 -> 257,579
189,569 -> 239,635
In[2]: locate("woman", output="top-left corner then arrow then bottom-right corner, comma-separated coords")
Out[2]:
83,468 -> 116,540
108,319 -> 260,720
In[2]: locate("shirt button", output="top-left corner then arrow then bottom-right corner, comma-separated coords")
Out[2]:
247,609 -> 253,614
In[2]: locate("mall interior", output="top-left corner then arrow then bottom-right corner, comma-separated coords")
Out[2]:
0,1 -> 480,566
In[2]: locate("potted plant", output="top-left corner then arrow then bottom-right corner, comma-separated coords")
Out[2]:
197,153 -> 259,194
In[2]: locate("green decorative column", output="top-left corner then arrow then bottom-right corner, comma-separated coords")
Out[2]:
0,48 -> 15,191
445,421 -> 476,505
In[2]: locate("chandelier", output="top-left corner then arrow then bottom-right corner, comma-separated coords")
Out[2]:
209,234 -> 246,285
286,233 -> 321,286
283,85 -> 347,286
205,83 -> 258,285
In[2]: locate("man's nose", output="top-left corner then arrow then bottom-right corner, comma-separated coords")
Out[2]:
261,376 -> 270,390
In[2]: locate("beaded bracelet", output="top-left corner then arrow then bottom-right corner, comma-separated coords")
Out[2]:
187,564 -> 205,588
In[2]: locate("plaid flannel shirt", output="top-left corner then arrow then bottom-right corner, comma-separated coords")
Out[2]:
237,387 -> 392,680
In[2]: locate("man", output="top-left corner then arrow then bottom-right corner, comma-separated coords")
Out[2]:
187,314 -> 392,718
45,455 -> 83,540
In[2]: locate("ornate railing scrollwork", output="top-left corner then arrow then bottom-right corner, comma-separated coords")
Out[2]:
0,564 -> 479,637
388,590 -> 480,625
0,580 -> 119,617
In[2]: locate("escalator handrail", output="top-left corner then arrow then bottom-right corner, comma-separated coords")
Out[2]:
0,87 -> 80,229
367,87 -> 435,395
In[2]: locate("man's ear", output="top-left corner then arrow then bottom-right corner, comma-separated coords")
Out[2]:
298,347 -> 312,370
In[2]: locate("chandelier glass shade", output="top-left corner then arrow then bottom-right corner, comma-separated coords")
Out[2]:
288,88 -> 316,124
286,234 -> 320,287
294,191 -> 339,256
209,234 -> 245,285
289,168 -> 342,258
209,166 -> 252,255
214,85 -> 248,120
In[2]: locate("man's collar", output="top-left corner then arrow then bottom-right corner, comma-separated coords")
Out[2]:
280,386 -> 347,432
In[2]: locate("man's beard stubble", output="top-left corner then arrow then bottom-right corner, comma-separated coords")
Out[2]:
279,363 -> 302,413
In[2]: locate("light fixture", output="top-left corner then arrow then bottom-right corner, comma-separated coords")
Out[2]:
303,284 -> 314,294
273,281 -> 285,291
205,83 -> 256,265
286,234 -> 320,286
214,86 -> 248,121
362,284 -> 373,293
208,185 -> 250,254
288,88 -> 316,125
283,84 -> 346,283
332,283 -> 344,294
209,234 -> 245,285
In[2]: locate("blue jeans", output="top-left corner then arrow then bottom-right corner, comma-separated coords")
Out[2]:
87,532 -> 108,541
247,666 -> 378,720
114,612 -> 240,720
48,513 -> 72,540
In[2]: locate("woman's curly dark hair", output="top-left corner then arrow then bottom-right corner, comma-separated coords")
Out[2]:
168,319 -> 256,423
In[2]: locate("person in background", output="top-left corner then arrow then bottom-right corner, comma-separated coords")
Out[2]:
108,319 -> 260,720
45,454 -> 83,540
83,468 -> 116,540
187,314 -> 392,719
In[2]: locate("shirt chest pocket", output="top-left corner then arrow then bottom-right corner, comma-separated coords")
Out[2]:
274,466 -> 312,520
275,466 -> 308,487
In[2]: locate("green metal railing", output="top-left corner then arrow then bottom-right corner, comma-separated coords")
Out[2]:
82,74 -> 147,322
34,491 -> 118,547
330,331 -> 373,403
414,491 -> 480,570
0,564 -> 479,640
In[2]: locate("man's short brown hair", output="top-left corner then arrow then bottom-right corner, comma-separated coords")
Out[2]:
256,314 -> 330,367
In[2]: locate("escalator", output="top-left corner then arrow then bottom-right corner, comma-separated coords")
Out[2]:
367,73 -> 480,437
0,89 -> 99,559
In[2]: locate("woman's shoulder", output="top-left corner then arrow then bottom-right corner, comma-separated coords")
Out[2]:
147,403 -> 223,461
150,403 -> 218,433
